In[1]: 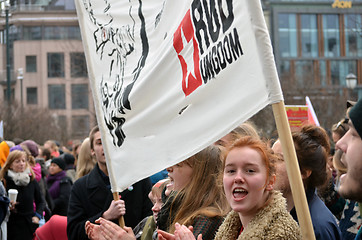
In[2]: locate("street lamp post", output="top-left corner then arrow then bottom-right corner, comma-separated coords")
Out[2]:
17,68 -> 23,110
1,0 -> 10,102
346,73 -> 357,100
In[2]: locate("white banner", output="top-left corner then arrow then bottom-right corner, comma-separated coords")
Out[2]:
75,0 -> 283,192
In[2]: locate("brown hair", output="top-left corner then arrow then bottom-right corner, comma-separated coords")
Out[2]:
292,124 -> 329,189
0,150 -> 35,181
168,145 -> 229,233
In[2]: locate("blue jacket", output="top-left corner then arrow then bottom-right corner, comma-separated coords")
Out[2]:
291,188 -> 342,240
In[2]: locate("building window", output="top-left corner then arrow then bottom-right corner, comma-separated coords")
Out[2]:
300,14 -> 318,57
26,87 -> 37,104
26,56 -> 37,72
319,61 -> 327,87
23,26 -> 42,40
345,14 -> 362,57
71,53 -> 88,78
71,84 -> 89,109
295,60 -> 315,88
72,115 -> 90,137
323,14 -> 340,57
47,53 -> 64,78
48,84 -> 65,109
330,60 -> 357,86
44,26 -> 67,40
278,13 -> 297,57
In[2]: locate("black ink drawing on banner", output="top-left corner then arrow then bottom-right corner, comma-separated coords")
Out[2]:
83,0 -> 165,147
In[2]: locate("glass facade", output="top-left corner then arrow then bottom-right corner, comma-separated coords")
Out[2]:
26,87 -> 37,104
71,84 -> 89,109
275,11 -> 361,88
47,53 -> 64,78
278,13 -> 297,57
323,14 -> 340,57
70,52 -> 88,78
345,14 -> 362,57
48,84 -> 65,109
300,14 -> 318,57
26,55 -> 37,72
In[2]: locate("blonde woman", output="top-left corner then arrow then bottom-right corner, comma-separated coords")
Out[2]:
0,150 -> 45,239
75,138 -> 96,180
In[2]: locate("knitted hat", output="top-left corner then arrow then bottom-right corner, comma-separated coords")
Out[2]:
51,157 -> 66,170
21,140 -> 39,158
10,145 -> 23,152
62,153 -> 75,165
349,98 -> 362,139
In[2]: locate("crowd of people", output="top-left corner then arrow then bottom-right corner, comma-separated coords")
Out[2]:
0,98 -> 361,240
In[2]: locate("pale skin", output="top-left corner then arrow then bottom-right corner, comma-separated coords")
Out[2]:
272,140 -> 311,211
90,130 -> 126,221
335,121 -> 362,202
86,186 -> 165,239
158,147 -> 276,240
86,161 -> 192,240
9,154 -> 40,224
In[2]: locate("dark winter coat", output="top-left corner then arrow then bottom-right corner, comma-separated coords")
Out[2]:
5,173 -> 45,240
67,164 -> 153,240
46,170 -> 72,216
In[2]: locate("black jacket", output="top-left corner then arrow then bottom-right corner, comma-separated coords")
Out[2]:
5,174 -> 45,240
67,164 -> 153,240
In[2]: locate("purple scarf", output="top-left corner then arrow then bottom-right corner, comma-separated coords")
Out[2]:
47,171 -> 67,199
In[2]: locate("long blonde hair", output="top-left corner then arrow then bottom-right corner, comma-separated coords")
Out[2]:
0,150 -> 35,181
168,145 -> 229,233
76,138 -> 96,179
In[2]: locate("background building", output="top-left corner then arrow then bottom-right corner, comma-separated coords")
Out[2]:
265,0 -> 362,128
0,0 -> 95,142
0,0 -> 361,143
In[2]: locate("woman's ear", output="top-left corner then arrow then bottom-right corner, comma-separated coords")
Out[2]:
266,174 -> 276,191
301,169 -> 312,180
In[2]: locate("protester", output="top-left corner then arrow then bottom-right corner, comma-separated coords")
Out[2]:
85,178 -> 170,240
72,139 -> 82,167
336,98 -> 362,240
157,145 -> 230,240
61,153 -> 76,183
33,214 -> 68,240
0,140 -> 14,168
46,157 -> 72,216
0,180 -> 9,239
164,136 -> 301,240
67,125 -> 153,240
44,140 -> 60,158
75,138 -> 96,180
272,124 -> 342,240
0,150 -> 45,239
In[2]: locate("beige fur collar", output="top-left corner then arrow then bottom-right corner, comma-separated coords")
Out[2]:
214,191 -> 301,240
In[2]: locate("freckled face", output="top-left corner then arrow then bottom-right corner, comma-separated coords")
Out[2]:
223,147 -> 272,217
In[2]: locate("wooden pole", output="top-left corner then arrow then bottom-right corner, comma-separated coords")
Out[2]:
272,101 -> 316,240
112,192 -> 125,228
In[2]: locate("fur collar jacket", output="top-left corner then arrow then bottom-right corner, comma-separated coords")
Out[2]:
214,191 -> 302,240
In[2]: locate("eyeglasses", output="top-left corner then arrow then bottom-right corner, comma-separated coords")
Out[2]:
336,118 -> 349,133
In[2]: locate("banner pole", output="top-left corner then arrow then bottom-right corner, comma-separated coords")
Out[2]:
112,192 -> 125,228
272,101 -> 315,240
